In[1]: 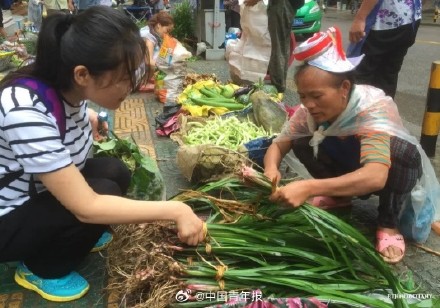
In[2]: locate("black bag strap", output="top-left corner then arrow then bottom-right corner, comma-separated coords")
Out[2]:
0,170 -> 24,188
11,77 -> 66,139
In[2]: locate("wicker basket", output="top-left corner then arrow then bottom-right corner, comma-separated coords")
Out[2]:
0,51 -> 15,72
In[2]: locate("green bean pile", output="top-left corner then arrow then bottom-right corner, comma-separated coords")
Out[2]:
183,116 -> 271,150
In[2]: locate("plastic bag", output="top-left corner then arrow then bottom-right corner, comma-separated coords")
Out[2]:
154,63 -> 187,103
155,102 -> 182,136
226,1 -> 271,84
154,35 -> 191,103
156,34 -> 192,67
157,34 -> 177,67
398,182 -> 435,243
398,151 -> 440,243
242,136 -> 274,167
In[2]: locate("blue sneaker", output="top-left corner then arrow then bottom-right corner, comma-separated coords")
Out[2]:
91,231 -> 113,252
14,263 -> 89,302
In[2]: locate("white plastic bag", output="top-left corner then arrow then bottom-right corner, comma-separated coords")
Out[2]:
154,35 -> 191,103
398,149 -> 440,243
156,34 -> 192,67
155,62 -> 187,103
226,1 -> 271,84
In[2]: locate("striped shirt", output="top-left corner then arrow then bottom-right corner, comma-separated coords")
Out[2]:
0,86 -> 93,216
360,132 -> 391,167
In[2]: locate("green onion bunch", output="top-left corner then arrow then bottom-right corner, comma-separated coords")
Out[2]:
171,168 -> 416,307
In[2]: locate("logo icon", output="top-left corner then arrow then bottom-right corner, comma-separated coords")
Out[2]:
175,289 -> 191,302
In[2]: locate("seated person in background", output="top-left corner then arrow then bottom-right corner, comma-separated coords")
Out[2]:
139,10 -> 174,91
264,26 -> 440,265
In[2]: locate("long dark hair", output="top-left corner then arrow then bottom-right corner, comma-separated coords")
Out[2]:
1,6 -> 147,91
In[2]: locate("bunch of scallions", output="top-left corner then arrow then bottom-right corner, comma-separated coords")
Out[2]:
107,166 -> 418,308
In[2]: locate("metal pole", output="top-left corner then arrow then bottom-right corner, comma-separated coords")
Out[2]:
213,0 -> 220,50
420,61 -> 440,157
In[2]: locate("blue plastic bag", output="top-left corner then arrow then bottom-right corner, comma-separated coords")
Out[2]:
398,183 -> 435,243
244,136 -> 274,167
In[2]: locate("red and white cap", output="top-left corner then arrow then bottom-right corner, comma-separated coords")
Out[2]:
293,26 -> 364,73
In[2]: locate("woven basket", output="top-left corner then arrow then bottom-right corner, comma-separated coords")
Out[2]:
0,51 -> 15,72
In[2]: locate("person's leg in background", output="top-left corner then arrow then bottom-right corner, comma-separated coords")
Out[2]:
355,21 -> 419,99
351,0 -> 358,14
267,0 -> 296,94
434,0 -> 440,22
354,30 -> 386,94
221,7 -> 232,48
229,8 -> 241,29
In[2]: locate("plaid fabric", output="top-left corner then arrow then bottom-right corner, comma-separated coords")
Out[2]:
378,137 -> 422,228
386,137 -> 422,194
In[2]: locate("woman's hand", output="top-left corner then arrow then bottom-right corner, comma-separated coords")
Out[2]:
269,180 -> 311,208
264,166 -> 282,186
174,203 -> 205,246
67,0 -> 75,12
88,108 -> 108,141
349,18 -> 366,44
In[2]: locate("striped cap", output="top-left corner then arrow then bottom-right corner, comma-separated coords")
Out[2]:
293,26 -> 364,73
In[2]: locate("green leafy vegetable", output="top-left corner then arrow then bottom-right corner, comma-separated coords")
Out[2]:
93,133 -> 165,201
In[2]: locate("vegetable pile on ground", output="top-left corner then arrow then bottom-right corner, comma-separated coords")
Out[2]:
93,133 -> 165,201
171,115 -> 273,183
171,78 -> 289,183
181,116 -> 270,150
106,167 -> 421,308
177,75 -> 284,118
177,79 -> 246,116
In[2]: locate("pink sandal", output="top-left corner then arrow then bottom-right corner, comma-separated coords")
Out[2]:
376,230 -> 405,264
310,196 -> 352,210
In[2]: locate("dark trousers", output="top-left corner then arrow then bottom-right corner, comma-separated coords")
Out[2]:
267,0 -> 296,93
292,136 -> 422,228
0,157 -> 131,278
356,21 -> 420,99
225,9 -> 241,31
